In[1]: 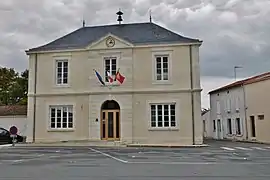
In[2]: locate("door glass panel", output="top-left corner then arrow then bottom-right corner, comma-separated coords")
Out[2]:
102,123 -> 106,138
108,112 -> 114,138
116,112 -> 120,138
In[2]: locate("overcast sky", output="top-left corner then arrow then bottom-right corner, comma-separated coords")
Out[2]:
0,0 -> 269,108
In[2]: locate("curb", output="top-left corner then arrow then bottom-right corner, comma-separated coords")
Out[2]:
0,144 -> 12,149
127,144 -> 209,148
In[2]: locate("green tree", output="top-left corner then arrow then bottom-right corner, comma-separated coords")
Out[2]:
0,68 -> 28,105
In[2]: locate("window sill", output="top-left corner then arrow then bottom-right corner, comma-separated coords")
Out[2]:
53,84 -> 71,88
148,127 -> 179,131
152,81 -> 172,85
47,129 -> 75,132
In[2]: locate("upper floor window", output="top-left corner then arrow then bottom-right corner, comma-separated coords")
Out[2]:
56,60 -> 68,85
155,55 -> 169,81
104,57 -> 117,82
150,103 -> 176,128
216,101 -> 221,114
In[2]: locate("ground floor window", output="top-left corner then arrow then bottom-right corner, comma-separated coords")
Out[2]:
49,105 -> 73,129
227,118 -> 232,134
150,103 -> 176,128
235,118 -> 241,135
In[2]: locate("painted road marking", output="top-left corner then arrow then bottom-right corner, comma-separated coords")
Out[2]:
221,147 -> 235,151
251,147 -> 267,150
235,147 -> 252,150
89,148 -> 128,163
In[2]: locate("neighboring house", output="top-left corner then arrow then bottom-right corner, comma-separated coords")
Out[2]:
201,109 -> 211,138
244,72 -> 270,143
0,105 -> 28,136
25,12 -> 203,145
209,85 -> 246,141
208,72 -> 270,143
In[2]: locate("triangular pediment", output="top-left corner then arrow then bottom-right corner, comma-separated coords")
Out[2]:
86,33 -> 133,50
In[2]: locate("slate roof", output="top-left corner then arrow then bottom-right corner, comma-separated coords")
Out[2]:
0,105 -> 27,116
208,72 -> 270,94
26,22 -> 202,53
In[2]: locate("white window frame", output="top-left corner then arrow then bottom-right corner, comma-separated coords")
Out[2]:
152,50 -> 172,84
55,59 -> 69,86
149,103 -> 176,129
48,105 -> 74,131
155,55 -> 169,81
103,56 -> 118,83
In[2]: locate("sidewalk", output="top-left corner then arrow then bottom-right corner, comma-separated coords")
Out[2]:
0,144 -> 12,149
10,140 -> 209,148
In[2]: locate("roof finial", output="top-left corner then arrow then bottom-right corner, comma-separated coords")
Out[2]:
149,10 -> 152,23
116,9 -> 123,24
82,19 -> 86,27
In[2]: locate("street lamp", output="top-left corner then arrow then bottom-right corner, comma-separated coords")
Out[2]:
234,66 -> 242,81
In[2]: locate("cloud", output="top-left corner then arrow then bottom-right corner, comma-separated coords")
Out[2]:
0,0 -> 269,107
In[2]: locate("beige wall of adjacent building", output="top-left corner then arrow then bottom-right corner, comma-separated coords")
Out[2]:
27,35 -> 202,144
245,79 -> 270,143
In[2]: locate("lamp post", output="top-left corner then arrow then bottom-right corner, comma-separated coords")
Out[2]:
234,66 -> 242,81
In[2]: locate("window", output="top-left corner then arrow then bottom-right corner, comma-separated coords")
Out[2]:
226,99 -> 231,112
216,101 -> 221,114
155,56 -> 169,81
56,60 -> 68,85
0,128 -> 8,135
235,97 -> 240,111
227,118 -> 232,134
258,115 -> 264,120
49,105 -> 73,129
213,120 -> 216,132
104,57 -> 117,82
235,118 -> 241,135
150,104 -> 175,128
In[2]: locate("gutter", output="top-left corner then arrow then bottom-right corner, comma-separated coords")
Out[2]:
242,84 -> 248,140
32,53 -> 38,142
189,45 -> 195,145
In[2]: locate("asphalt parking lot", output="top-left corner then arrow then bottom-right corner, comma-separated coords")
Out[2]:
1,140 -> 270,180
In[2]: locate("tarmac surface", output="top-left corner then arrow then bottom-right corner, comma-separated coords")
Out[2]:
1,140 -> 270,180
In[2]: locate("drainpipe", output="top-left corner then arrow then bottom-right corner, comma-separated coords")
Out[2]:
32,53 -> 38,143
189,45 -> 195,145
242,84 -> 248,140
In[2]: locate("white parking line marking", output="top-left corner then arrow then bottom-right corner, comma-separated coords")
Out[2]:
221,147 -> 235,151
235,147 -> 252,150
89,148 -> 128,163
126,161 -> 270,165
251,147 -> 267,150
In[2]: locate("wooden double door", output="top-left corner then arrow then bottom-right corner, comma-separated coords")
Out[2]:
101,110 -> 120,140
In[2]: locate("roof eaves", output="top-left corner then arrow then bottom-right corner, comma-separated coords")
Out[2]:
208,81 -> 244,95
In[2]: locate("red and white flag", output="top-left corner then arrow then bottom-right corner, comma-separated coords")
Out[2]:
107,71 -> 114,83
115,69 -> 125,84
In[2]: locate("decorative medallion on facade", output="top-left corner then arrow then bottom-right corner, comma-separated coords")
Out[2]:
106,37 -> 115,47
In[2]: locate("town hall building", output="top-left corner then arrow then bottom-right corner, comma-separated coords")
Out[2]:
25,11 -> 203,145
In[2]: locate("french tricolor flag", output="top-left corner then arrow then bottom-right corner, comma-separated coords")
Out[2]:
107,71 -> 114,83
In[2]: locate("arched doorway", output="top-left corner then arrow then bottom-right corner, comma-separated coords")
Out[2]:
100,100 -> 120,141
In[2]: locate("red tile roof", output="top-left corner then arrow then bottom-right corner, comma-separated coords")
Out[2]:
0,105 -> 27,116
208,72 -> 270,94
